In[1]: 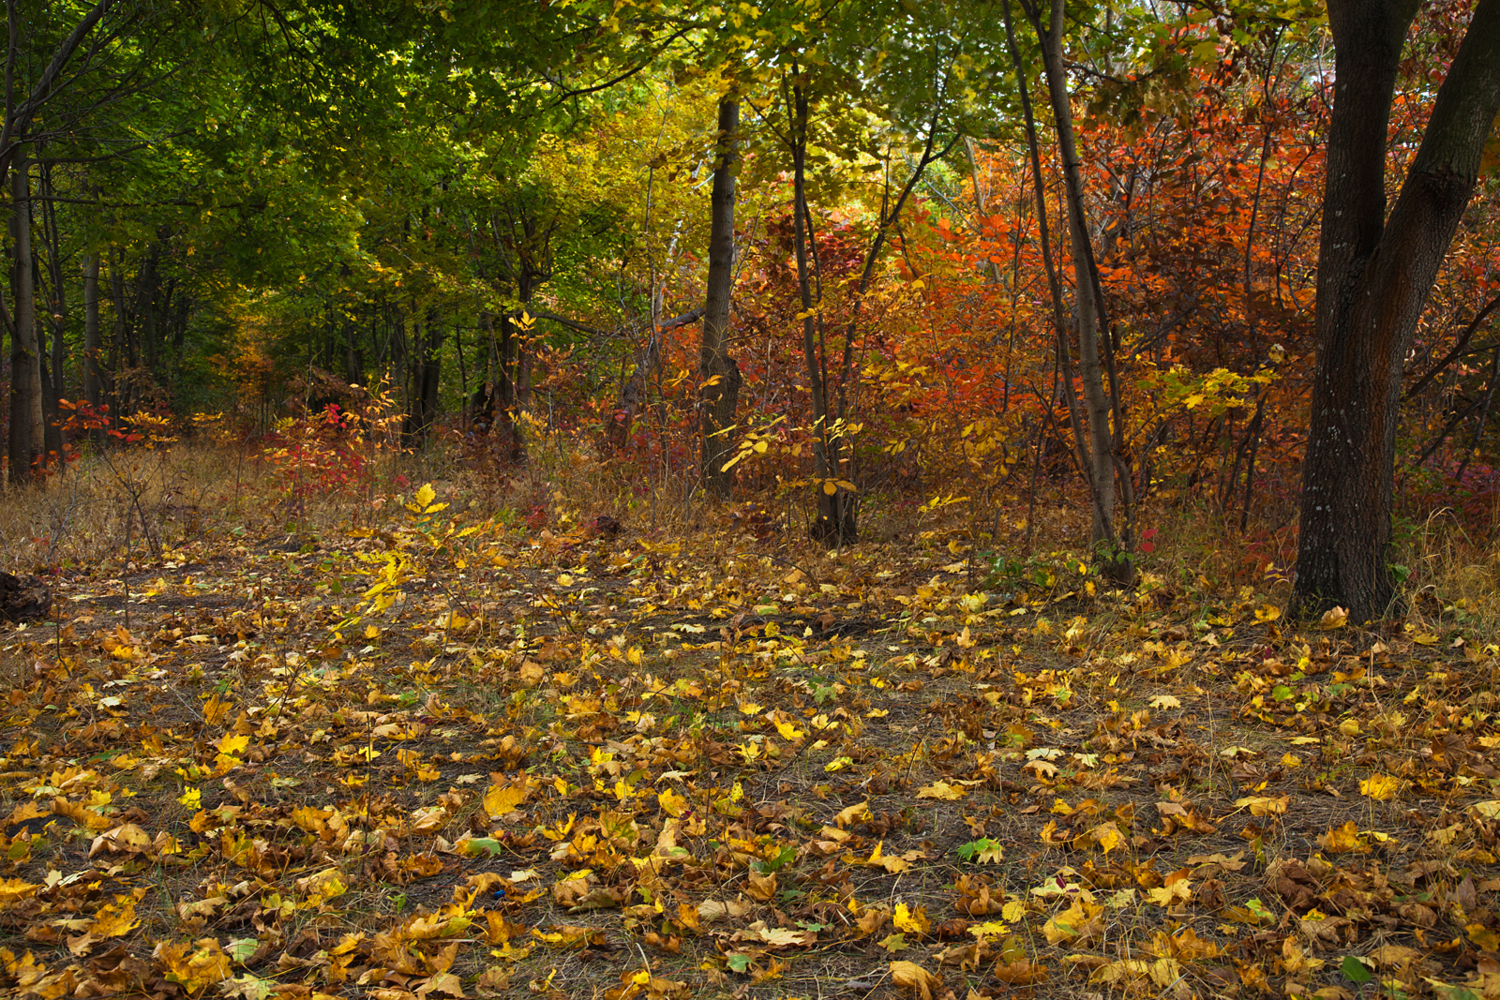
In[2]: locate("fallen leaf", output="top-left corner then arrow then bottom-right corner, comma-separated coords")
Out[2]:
889,959 -> 942,1000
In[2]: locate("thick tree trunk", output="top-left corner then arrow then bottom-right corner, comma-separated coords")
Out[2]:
7,151 -> 42,487
700,97 -> 741,500
1292,0 -> 1500,621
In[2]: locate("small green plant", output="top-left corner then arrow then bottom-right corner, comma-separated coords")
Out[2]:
751,844 -> 796,875
956,837 -> 1005,863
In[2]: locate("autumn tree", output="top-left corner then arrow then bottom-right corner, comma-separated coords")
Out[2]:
1292,0 -> 1500,620
1004,0 -> 1135,584
700,95 -> 741,498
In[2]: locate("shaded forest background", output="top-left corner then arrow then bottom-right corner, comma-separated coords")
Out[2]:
5,0 -> 1500,612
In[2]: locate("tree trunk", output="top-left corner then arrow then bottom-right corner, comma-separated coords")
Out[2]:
490,311 -> 524,464
39,163 -> 65,465
1292,0 -> 1500,621
83,252 -> 102,423
1031,0 -> 1132,583
403,309 -> 443,448
7,151 -> 42,487
787,71 -> 856,545
700,97 -> 742,500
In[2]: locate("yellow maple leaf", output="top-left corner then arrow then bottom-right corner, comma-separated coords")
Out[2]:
1042,898 -> 1100,945
1147,877 -> 1192,907
217,733 -> 249,756
1233,795 -> 1289,816
89,823 -> 153,858
1091,821 -> 1122,854
893,903 -> 930,935
155,938 -> 231,993
1360,774 -> 1401,801
0,879 -> 40,905
1319,821 -> 1368,854
88,896 -> 141,938
483,782 -> 529,820
409,806 -> 449,834
657,787 -> 689,818
835,801 -> 870,828
770,716 -> 806,740
862,841 -> 912,873
915,781 -> 966,801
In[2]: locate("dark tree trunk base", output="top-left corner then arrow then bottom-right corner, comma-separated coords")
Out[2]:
0,572 -> 49,623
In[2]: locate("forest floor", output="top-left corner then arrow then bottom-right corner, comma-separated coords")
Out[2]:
1,448 -> 1499,1000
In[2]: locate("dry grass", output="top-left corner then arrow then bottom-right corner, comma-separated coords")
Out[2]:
0,439 -> 1498,1000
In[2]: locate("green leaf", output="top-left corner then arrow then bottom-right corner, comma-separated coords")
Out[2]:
1341,955 -> 1374,984
227,937 -> 260,963
462,837 -> 504,856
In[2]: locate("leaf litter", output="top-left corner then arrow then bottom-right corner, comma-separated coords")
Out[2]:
1,483 -> 1499,999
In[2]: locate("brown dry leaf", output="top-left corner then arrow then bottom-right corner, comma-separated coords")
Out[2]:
737,921 -> 816,948
1368,944 -> 1422,968
835,800 -> 870,827
1319,606 -> 1349,629
415,970 -> 466,997
855,904 -> 892,937
695,898 -> 750,923
410,806 -> 450,835
889,959 -> 942,1000
1282,937 -> 1325,975
89,822 -> 153,858
551,873 -> 595,908
746,870 -> 777,902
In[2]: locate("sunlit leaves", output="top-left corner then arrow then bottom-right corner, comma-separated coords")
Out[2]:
1360,774 -> 1402,801
154,938 -> 232,993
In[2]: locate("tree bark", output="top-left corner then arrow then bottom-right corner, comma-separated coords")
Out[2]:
492,310 -> 524,464
1029,0 -> 1133,583
83,253 -> 100,404
700,97 -> 741,499
787,70 -> 856,545
7,149 -> 41,486
1292,0 -> 1500,621
403,309 -> 443,448
39,162 -> 63,465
